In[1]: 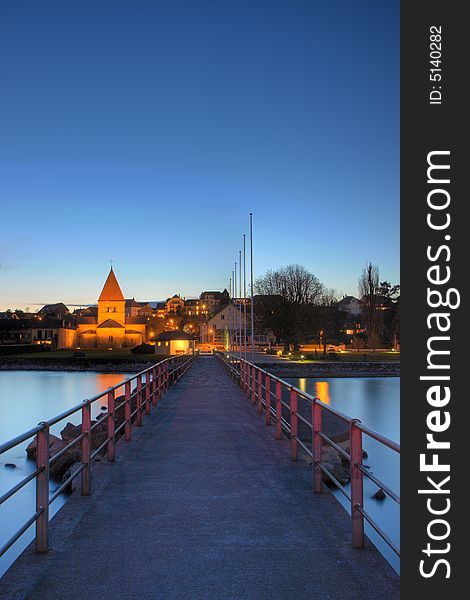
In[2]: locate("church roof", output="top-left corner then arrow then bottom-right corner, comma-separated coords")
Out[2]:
97,319 -> 124,329
98,268 -> 125,302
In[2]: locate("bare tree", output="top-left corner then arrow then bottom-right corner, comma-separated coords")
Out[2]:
255,264 -> 325,351
359,262 -> 381,350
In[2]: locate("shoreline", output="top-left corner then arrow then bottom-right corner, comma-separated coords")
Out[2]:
0,358 -> 157,373
0,357 -> 400,377
253,361 -> 400,378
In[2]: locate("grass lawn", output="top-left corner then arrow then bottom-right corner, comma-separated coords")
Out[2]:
282,351 -> 400,363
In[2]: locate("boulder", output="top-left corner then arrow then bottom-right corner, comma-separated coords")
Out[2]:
60,422 -> 83,444
372,488 -> 386,500
61,462 -> 83,493
26,433 -> 63,460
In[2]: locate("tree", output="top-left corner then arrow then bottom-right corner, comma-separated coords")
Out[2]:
255,264 -> 325,351
378,281 -> 400,300
358,262 -> 381,350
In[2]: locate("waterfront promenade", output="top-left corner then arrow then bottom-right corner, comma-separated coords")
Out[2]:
0,357 -> 399,599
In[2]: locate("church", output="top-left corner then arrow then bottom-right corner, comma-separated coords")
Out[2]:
76,268 -> 148,348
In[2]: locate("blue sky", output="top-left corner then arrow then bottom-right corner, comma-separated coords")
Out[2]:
0,1 -> 399,310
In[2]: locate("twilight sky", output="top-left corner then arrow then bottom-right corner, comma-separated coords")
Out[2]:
0,0 -> 399,311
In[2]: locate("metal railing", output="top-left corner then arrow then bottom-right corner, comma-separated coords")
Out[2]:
217,352 -> 400,556
0,353 -> 194,558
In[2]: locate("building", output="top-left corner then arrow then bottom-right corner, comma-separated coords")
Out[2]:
37,303 -> 70,319
199,290 -> 229,315
165,294 -> 185,315
199,304 -> 242,344
125,298 -> 153,317
153,302 -> 167,319
337,296 -> 363,317
76,268 -> 148,348
0,316 -> 77,349
184,298 -> 208,318
154,330 -> 195,356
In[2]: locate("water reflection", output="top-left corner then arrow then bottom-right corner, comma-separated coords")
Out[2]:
298,379 -> 331,404
314,381 -> 330,404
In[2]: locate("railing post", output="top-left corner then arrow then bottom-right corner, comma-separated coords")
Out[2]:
257,369 -> 263,414
251,366 -> 256,405
265,374 -> 271,425
158,364 -> 162,400
246,362 -> 251,398
35,423 -> 49,553
145,371 -> 151,416
124,380 -> 132,441
81,401 -> 91,496
136,374 -> 143,426
165,362 -> 169,392
275,380 -> 282,440
350,420 -> 364,548
152,366 -> 157,406
107,388 -> 115,462
290,388 -> 298,461
312,400 -> 322,493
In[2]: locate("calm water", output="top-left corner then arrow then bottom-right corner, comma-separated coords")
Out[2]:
0,371 -> 132,576
286,377 -> 400,572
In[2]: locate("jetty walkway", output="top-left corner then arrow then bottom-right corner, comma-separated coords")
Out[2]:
0,357 -> 399,599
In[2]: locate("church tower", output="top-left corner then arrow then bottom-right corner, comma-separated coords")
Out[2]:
97,267 -> 125,326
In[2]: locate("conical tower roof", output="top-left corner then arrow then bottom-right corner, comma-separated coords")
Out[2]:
98,268 -> 125,301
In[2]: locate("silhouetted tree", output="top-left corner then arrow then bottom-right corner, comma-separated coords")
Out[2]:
255,264 -> 325,351
359,262 -> 381,350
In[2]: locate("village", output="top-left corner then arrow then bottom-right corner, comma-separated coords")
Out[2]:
0,267 -> 400,359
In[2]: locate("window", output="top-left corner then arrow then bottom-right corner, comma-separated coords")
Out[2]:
109,336 -> 113,343
165,341 -> 169,346
157,342 -> 161,347
221,315 -> 225,320
106,307 -> 110,312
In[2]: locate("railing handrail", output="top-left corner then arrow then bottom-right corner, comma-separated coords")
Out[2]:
217,351 -> 400,558
221,352 -> 399,454
0,352 -> 194,559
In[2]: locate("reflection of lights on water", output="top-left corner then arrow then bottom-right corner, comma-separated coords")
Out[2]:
299,378 -> 307,393
315,381 -> 330,404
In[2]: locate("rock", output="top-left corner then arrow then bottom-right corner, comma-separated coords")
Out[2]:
61,462 -> 82,493
322,462 -> 350,486
26,433 -> 63,459
60,422 -> 83,444
373,488 -> 386,500
4,463 -> 17,469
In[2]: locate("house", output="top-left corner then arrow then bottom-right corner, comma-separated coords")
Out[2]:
75,268 -> 148,348
199,290 -> 229,315
153,302 -> 167,319
199,303 -> 243,344
38,303 -> 70,319
125,298 -> 153,317
337,296 -> 363,317
165,294 -> 185,315
154,330 -> 195,356
184,298 -> 208,318
0,316 -> 77,349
